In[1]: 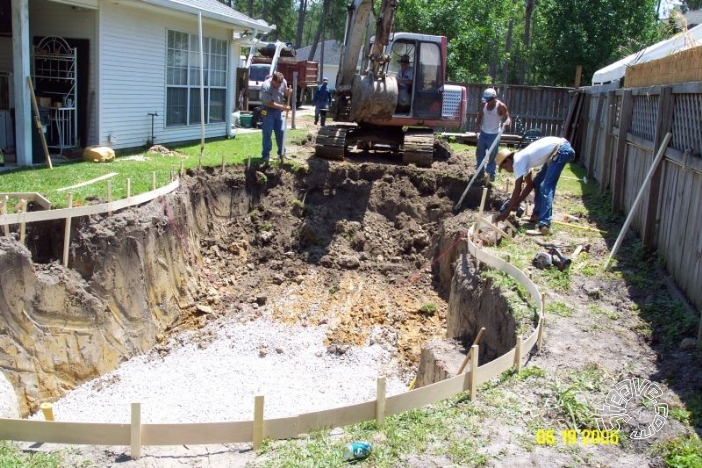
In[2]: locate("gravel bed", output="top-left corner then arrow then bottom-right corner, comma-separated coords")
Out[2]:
30,317 -> 408,424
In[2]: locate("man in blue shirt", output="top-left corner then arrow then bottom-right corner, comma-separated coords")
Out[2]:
260,71 -> 291,166
313,77 -> 333,126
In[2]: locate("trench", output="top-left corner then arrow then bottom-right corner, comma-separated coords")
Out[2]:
0,158 -> 531,418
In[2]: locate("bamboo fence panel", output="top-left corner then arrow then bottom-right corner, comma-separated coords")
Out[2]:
626,46 -> 702,88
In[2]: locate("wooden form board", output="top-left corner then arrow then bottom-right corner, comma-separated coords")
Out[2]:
0,419 -> 130,445
0,220 -> 544,455
0,192 -> 52,210
0,180 -> 180,226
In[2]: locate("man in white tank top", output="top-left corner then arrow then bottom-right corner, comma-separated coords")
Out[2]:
475,88 -> 511,182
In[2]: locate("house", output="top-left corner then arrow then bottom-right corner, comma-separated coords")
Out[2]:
296,39 -> 342,89
0,0 -> 274,166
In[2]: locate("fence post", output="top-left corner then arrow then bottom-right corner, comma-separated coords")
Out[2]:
612,89 -> 633,211
253,395 -> 264,450
107,180 -> 113,217
469,344 -> 479,401
376,377 -> 386,427
642,86 -> 673,247
130,402 -> 142,459
587,93 -> 606,180
601,90 -> 617,193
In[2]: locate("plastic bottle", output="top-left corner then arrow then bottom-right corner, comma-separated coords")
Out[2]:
343,441 -> 372,461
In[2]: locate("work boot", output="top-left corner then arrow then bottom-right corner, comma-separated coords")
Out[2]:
526,225 -> 552,236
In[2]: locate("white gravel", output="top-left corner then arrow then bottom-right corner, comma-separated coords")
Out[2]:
30,317 -> 408,424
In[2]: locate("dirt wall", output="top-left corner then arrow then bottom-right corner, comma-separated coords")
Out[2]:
0,173 -> 250,416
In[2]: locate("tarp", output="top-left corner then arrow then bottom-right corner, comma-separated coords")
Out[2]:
592,24 -> 702,85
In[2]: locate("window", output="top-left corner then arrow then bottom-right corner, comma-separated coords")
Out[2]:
166,30 -> 228,126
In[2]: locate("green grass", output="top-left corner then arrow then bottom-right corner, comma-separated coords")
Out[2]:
653,434 -> 702,468
254,395 -> 489,467
0,441 -> 66,467
0,130 -> 308,209
547,301 -> 573,318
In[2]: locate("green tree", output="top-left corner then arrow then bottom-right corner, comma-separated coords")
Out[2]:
531,0 -> 664,86
396,0 -> 516,82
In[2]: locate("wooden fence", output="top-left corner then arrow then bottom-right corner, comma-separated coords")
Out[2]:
456,83 -> 573,136
577,82 -> 702,312
0,222 -> 545,459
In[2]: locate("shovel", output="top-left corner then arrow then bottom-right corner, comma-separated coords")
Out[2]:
280,86 -> 292,165
454,128 -> 503,211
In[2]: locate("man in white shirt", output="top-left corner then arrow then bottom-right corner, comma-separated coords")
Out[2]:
494,136 -> 575,235
475,88 -> 511,183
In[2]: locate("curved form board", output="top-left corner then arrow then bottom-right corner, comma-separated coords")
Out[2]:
0,180 -> 180,226
0,225 -> 546,457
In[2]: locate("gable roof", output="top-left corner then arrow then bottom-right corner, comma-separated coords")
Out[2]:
140,0 -> 275,32
685,8 -> 702,28
297,39 -> 343,65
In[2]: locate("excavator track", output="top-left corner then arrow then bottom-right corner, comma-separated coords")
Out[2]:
315,125 -> 348,160
402,131 -> 435,167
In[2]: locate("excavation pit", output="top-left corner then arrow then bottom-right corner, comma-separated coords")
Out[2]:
0,154 -> 535,422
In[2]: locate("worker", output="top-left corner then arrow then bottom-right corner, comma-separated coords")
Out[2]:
313,77 -> 333,126
397,54 -> 413,110
260,71 -> 292,166
493,136 -> 575,236
475,88 -> 511,183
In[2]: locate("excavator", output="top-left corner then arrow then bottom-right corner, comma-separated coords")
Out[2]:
315,0 -> 467,167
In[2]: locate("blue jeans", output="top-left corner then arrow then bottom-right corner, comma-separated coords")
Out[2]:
261,108 -> 285,161
314,105 -> 328,126
476,131 -> 499,178
532,141 -> 575,228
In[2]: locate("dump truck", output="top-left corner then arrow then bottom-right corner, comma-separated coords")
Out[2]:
246,42 -> 319,109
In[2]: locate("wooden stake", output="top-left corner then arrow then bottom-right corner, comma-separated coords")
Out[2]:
17,199 -> 27,245
458,327 -> 486,374
40,402 -> 54,421
253,395 -> 264,450
514,335 -> 523,372
62,193 -> 73,268
151,172 -> 156,191
474,187 -> 488,243
131,403 -> 142,459
180,161 -> 184,177
27,77 -> 52,169
1,195 -> 8,236
605,132 -> 672,269
126,178 -> 131,198
376,377 -> 386,427
537,294 -> 546,350
469,344 -> 479,401
107,180 -> 113,216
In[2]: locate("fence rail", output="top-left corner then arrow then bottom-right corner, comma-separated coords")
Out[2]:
455,83 -> 573,136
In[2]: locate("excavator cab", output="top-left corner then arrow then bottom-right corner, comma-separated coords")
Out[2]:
386,38 -> 445,120
315,0 -> 466,166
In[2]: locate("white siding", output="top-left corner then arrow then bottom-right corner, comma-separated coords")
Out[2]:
99,3 -> 231,150
30,0 -> 98,145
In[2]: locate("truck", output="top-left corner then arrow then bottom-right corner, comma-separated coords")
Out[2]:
245,42 -> 319,110
314,0 -> 467,167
